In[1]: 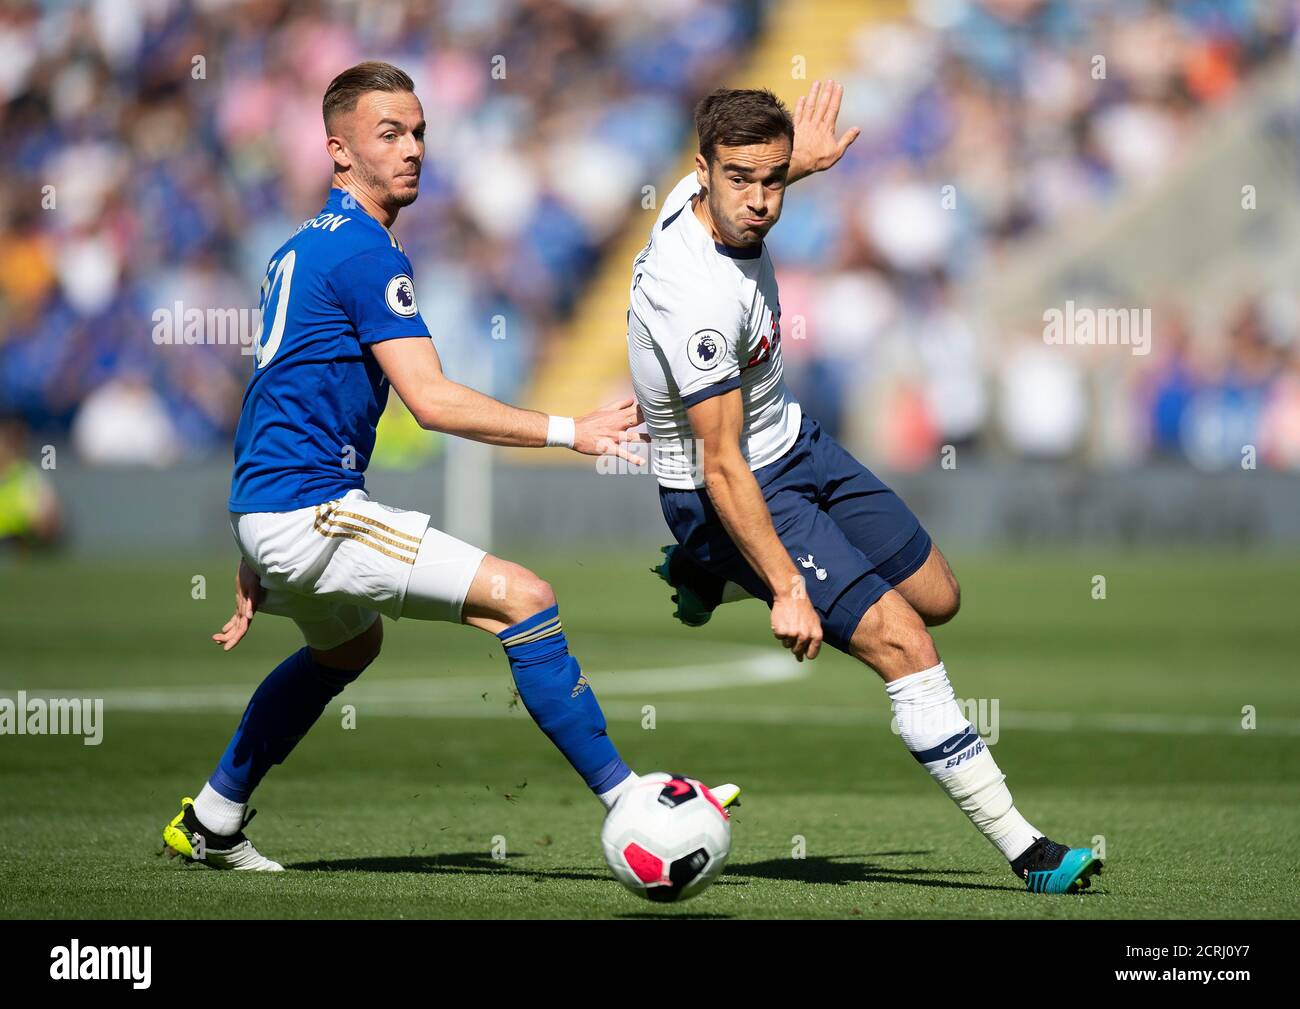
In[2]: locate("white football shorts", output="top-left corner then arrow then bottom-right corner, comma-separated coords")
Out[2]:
230,489 -> 486,650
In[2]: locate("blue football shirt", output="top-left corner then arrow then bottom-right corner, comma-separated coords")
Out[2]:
228,188 -> 430,512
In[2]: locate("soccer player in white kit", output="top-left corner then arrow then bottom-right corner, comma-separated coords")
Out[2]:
629,82 -> 1101,894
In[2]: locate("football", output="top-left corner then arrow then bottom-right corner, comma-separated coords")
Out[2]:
601,772 -> 732,903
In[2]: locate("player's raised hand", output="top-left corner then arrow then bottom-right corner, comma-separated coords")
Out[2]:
572,396 -> 652,466
212,559 -> 265,651
771,590 -> 823,662
790,80 -> 860,184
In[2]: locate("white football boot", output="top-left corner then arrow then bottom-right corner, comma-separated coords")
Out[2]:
161,797 -> 284,871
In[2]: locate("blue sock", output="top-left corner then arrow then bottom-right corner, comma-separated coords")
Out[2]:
498,605 -> 630,796
209,646 -> 366,803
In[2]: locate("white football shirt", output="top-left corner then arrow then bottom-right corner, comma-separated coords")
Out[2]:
627,173 -> 801,489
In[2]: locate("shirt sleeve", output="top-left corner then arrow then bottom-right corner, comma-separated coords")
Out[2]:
328,245 -> 431,345
654,292 -> 744,408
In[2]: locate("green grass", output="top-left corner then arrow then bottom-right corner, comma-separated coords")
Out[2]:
1,548 -> 1298,919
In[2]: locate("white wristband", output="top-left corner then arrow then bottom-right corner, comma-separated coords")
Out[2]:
545,415 -> 575,448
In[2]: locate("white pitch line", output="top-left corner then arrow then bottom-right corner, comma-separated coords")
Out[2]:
13,696 -> 1295,737
6,634 -> 1293,737
5,644 -> 806,712
314,700 -> 1297,737
594,703 -> 1300,738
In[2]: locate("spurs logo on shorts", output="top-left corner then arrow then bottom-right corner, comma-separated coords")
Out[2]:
797,553 -> 828,581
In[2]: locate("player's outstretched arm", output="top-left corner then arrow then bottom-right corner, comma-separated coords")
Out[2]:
371,336 -> 648,463
788,79 -> 860,186
687,390 -> 823,661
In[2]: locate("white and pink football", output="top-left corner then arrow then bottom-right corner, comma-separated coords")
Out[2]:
601,772 -> 731,904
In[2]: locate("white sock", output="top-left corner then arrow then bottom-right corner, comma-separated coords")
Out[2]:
597,770 -> 641,810
193,783 -> 247,836
885,663 -> 1039,861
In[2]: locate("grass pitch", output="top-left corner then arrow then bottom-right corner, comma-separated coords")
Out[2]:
1,548 -> 1297,919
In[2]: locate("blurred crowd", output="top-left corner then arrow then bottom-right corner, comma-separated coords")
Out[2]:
0,0 -> 1298,472
0,0 -> 758,461
773,0 -> 1300,469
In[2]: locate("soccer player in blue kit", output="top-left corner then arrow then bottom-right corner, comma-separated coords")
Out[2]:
161,62 -> 736,870
631,83 -> 1102,894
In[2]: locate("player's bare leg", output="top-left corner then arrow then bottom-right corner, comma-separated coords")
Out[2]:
846,589 -> 939,682
848,590 -> 1101,893
459,553 -> 559,634
891,543 -> 961,627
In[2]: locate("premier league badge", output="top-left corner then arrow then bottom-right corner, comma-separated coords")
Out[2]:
385,274 -> 418,317
687,329 -> 725,371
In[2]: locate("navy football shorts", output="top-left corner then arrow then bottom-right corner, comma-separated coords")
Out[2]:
659,413 -> 932,652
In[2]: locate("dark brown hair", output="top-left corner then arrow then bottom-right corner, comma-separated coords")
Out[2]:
694,88 -> 794,163
322,61 -> 415,130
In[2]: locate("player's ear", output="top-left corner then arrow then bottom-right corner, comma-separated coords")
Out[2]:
326,133 -> 352,172
694,152 -> 710,192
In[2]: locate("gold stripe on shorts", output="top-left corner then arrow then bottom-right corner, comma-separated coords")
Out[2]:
318,516 -> 420,555
313,508 -> 418,564
328,508 -> 423,546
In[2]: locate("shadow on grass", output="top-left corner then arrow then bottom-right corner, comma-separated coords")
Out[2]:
616,911 -> 733,920
289,850 -> 1095,900
726,852 -> 1025,894
290,852 -> 737,915
288,851 -> 606,882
